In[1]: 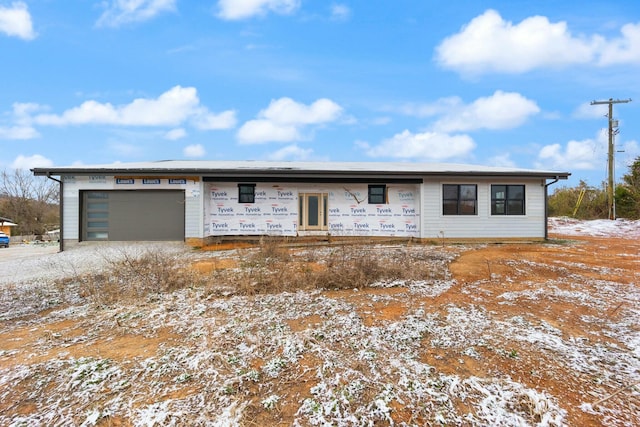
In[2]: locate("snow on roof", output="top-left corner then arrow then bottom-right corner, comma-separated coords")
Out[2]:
32,160 -> 570,178
0,218 -> 17,226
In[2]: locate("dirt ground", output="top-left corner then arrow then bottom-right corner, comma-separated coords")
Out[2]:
1,232 -> 638,426
363,234 -> 639,426
300,233 -> 638,426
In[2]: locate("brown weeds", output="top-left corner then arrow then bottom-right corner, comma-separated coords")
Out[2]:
207,242 -> 449,296
74,248 -> 203,306
64,241 -> 449,305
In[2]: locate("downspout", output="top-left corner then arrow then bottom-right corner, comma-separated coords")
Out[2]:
45,174 -> 64,252
544,177 -> 560,240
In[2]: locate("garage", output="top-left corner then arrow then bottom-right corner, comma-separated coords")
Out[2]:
81,190 -> 185,241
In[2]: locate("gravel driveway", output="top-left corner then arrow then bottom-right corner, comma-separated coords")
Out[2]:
0,242 -> 189,286
0,243 -> 60,261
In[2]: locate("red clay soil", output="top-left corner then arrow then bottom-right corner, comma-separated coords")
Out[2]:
1,233 -> 638,426
348,234 -> 640,426
193,233 -> 640,425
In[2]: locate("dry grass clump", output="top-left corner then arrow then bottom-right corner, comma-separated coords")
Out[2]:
62,241 -> 450,305
207,242 -> 450,296
75,249 -> 203,306
310,245 -> 449,289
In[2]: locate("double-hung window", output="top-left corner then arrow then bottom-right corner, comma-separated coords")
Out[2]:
442,184 -> 477,215
238,184 -> 256,203
368,185 -> 387,204
491,185 -> 525,215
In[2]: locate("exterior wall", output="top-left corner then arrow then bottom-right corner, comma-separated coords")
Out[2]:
60,175 -> 202,244
184,185 -> 203,239
205,182 -> 421,238
205,183 -> 298,236
56,173 -> 551,244
0,225 -> 15,236
421,177 -> 547,239
324,183 -> 420,237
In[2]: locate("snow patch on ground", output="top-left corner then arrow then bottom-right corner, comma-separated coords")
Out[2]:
1,219 -> 639,425
549,217 -> 640,238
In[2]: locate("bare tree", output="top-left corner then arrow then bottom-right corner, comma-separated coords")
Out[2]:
0,169 -> 59,235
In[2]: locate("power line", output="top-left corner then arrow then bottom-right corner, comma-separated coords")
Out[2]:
590,98 -> 632,219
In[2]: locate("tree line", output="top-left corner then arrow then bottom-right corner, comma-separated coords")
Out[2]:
1,169 -> 59,236
549,156 -> 640,219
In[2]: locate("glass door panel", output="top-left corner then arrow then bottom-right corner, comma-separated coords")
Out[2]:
299,193 -> 327,231
307,195 -> 319,226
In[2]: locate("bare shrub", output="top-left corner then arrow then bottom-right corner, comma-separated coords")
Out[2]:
256,236 -> 291,262
65,241 -> 451,304
77,248 -> 203,306
206,242 -> 451,296
311,245 -> 384,290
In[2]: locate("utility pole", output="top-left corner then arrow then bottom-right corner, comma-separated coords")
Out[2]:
590,98 -> 631,220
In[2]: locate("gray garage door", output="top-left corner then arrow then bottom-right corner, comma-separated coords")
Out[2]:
82,190 -> 185,241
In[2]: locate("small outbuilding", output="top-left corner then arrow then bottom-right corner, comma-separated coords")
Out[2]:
32,160 -> 570,250
0,217 -> 17,237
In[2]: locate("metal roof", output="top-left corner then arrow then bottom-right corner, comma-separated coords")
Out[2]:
32,160 -> 570,179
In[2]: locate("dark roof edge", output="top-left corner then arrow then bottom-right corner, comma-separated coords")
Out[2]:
32,167 -> 571,180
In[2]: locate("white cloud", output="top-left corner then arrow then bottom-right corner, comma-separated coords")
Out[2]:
434,9 -> 640,75
330,4 -> 351,21
390,92 -> 538,132
0,126 -> 40,140
0,125 -> 39,139
394,97 -> 462,118
620,140 -> 640,167
0,1 -> 36,40
31,86 -> 236,131
12,102 -> 45,119
573,102 -> 609,119
35,86 -> 197,126
536,139 -> 600,170
536,132 -> 639,173
598,22 -> 640,65
362,130 -> 476,161
164,128 -> 186,140
192,109 -> 237,130
433,91 -> 540,133
97,0 -> 176,28
11,154 -> 53,169
0,102 -> 44,140
237,120 -> 300,144
237,97 -> 343,144
261,97 -> 343,125
217,0 -> 299,20
183,144 -> 206,158
266,144 -> 314,161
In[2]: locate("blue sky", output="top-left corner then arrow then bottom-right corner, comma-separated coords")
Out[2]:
1,0 -> 639,187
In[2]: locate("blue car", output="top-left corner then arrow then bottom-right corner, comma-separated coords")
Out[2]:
0,232 -> 9,248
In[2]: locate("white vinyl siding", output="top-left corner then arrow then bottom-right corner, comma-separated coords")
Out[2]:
62,191 -> 80,240
184,185 -> 202,239
421,178 -> 546,239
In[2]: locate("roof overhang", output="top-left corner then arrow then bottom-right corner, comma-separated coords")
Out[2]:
32,160 -> 571,181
